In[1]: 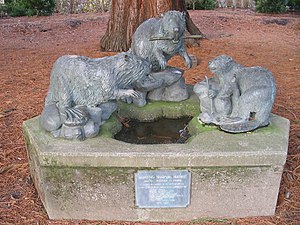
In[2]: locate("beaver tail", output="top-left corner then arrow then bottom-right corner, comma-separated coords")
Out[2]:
220,120 -> 266,133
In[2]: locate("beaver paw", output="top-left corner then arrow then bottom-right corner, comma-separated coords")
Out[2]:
159,60 -> 167,71
185,56 -> 192,69
63,106 -> 90,126
117,89 -> 140,99
199,112 -> 217,124
208,89 -> 217,98
54,119 -> 100,141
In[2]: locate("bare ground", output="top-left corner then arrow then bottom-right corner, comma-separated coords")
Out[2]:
0,9 -> 299,225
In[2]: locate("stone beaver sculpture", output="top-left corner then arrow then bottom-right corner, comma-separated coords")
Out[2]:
40,52 -> 152,140
130,10 -> 192,72
194,55 -> 276,133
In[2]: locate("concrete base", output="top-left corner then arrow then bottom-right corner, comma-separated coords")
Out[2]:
23,104 -> 289,221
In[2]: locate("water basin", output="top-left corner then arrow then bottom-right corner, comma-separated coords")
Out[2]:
114,117 -> 192,144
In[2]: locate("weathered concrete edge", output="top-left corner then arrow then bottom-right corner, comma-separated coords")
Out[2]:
23,115 -> 290,168
36,151 -> 287,168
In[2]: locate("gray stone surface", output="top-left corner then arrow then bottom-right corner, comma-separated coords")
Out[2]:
24,108 -> 289,221
147,68 -> 189,102
131,67 -> 189,105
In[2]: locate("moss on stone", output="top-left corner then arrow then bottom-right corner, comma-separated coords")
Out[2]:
191,166 -> 269,184
44,165 -> 268,194
44,165 -> 257,190
22,124 -> 31,146
117,96 -> 199,122
43,156 -> 65,167
44,167 -> 135,187
99,115 -> 122,137
252,122 -> 278,134
43,166 -> 75,207
188,218 -> 229,224
188,116 -> 217,136
83,167 -> 134,185
43,166 -> 136,207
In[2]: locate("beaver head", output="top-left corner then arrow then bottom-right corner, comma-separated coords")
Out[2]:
113,52 -> 152,88
208,55 -> 235,76
160,11 -> 185,44
209,55 -> 239,98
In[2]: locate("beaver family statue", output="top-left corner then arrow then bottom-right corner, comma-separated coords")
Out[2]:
130,10 -> 191,72
193,55 -> 276,133
40,52 -> 152,140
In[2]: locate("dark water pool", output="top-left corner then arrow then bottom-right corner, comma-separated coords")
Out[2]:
114,117 -> 192,144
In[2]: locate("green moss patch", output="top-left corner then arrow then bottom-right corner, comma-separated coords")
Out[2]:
188,116 -> 217,136
99,115 -> 122,137
117,95 -> 199,122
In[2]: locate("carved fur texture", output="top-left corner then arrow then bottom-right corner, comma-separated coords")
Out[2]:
131,10 -> 191,72
45,52 -> 151,109
41,52 -> 151,134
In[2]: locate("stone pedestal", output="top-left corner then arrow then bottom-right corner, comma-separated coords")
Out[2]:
23,111 -> 289,221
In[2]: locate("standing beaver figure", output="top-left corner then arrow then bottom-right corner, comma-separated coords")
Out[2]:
194,55 -> 276,133
131,11 -> 192,72
40,52 -> 152,140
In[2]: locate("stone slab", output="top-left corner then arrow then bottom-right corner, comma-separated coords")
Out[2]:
23,114 -> 289,221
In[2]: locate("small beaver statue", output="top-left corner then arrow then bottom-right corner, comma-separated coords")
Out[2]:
194,55 -> 276,133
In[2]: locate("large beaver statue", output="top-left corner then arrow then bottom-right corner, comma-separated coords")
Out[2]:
129,11 -> 191,104
40,52 -> 152,140
130,11 -> 192,72
194,55 -> 276,133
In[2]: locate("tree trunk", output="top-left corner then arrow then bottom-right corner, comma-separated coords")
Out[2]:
100,0 -> 203,52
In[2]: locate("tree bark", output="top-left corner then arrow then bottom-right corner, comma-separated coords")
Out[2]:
100,0 -> 203,52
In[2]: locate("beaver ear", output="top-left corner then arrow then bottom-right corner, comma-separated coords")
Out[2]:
226,55 -> 233,62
